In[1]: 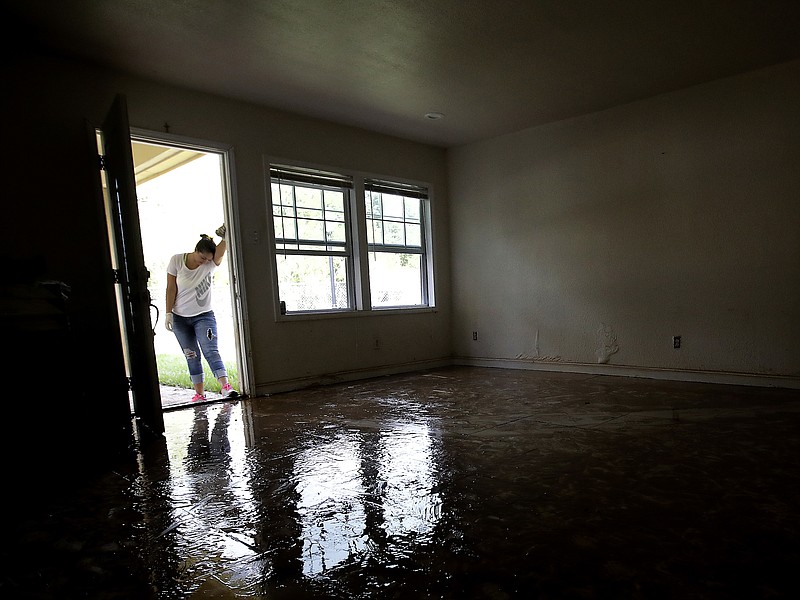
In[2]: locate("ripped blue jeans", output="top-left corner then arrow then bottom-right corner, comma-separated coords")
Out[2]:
171,311 -> 228,385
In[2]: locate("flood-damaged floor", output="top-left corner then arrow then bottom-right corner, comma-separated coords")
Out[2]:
6,366 -> 800,598
159,384 -> 230,410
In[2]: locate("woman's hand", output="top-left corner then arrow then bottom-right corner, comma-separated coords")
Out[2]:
213,225 -> 228,265
165,312 -> 174,331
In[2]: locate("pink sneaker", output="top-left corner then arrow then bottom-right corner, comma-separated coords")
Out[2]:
191,393 -> 206,402
221,383 -> 239,398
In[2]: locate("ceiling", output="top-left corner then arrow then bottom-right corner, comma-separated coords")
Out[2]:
7,0 -> 800,147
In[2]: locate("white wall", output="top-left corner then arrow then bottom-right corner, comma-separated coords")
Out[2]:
9,47 -> 798,396
7,50 -> 451,396
448,59 -> 800,385
126,78 -> 453,395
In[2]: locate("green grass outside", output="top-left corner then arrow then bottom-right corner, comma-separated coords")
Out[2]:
156,353 -> 239,393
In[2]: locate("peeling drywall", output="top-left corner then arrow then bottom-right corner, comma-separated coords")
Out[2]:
596,323 -> 619,364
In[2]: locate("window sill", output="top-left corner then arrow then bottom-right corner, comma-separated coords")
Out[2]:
277,306 -> 438,322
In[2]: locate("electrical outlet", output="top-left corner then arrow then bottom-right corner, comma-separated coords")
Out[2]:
673,335 -> 681,349
472,331 -> 478,341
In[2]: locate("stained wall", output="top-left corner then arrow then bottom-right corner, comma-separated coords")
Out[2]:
448,59 -> 800,384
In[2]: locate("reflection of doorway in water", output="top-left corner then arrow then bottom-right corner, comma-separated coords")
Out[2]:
132,140 -> 240,407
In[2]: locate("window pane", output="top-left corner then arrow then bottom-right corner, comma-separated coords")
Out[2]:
281,217 -> 297,240
364,191 -> 424,249
280,184 -> 294,206
276,254 -> 350,311
383,194 -> 404,219
405,223 -> 421,247
367,220 -> 382,244
297,207 -> 322,220
371,194 -> 382,219
369,252 -> 423,307
296,186 -> 323,209
384,221 -> 404,245
324,190 -> 344,212
327,221 -> 346,243
298,218 -> 324,241
404,199 -> 420,221
273,217 -> 286,240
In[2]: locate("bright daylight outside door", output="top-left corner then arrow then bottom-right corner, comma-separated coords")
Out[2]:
131,139 -> 239,406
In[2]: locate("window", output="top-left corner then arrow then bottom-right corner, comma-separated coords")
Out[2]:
271,166 -> 353,312
268,164 -> 433,315
365,180 -> 429,308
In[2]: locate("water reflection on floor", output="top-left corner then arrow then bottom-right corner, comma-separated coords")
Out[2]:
7,366 -> 800,598
145,381 -> 454,597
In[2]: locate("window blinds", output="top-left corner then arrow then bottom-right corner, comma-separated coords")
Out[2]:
364,179 -> 428,199
270,165 -> 353,189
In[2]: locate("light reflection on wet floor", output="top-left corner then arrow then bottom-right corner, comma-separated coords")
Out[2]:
159,387 -> 451,596
7,366 -> 800,598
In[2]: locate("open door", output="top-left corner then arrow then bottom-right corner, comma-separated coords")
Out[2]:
129,135 -> 249,407
98,94 -> 164,437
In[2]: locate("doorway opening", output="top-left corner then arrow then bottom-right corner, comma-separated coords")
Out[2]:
131,138 -> 243,410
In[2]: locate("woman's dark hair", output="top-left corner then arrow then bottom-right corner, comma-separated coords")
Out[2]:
195,234 -> 217,257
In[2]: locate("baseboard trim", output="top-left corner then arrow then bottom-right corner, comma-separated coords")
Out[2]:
452,357 -> 800,389
255,357 -> 452,396
253,356 -> 799,396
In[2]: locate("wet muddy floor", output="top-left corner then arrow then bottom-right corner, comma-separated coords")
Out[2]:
5,366 -> 800,598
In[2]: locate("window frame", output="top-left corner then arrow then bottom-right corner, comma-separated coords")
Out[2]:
364,179 -> 430,310
270,165 -> 356,314
265,159 -> 436,319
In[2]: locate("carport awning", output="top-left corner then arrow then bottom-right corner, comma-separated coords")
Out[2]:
131,144 -> 203,186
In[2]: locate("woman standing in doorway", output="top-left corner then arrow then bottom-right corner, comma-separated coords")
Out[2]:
165,224 -> 238,402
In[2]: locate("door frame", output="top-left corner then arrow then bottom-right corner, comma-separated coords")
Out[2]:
130,127 -> 254,398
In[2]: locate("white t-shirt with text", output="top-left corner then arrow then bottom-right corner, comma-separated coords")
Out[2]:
167,253 -> 217,317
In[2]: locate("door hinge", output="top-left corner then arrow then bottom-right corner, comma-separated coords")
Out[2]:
112,268 -> 121,284
126,377 -> 132,391
99,154 -> 107,171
